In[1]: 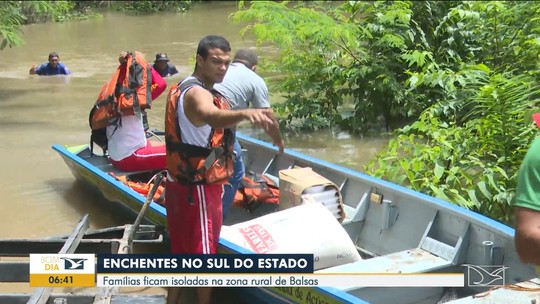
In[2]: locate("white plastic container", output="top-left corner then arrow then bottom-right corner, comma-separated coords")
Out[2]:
305,189 -> 337,201
303,185 -> 325,194
321,198 -> 339,208
301,190 -> 341,220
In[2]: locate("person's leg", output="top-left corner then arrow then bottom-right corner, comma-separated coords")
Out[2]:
110,141 -> 166,172
132,141 -> 166,170
221,139 -> 244,219
196,184 -> 222,304
196,287 -> 212,304
164,182 -> 189,304
165,182 -> 222,254
166,287 -> 182,304
164,182 -> 222,304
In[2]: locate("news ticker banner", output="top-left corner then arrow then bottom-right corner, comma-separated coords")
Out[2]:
30,253 -> 465,288
96,273 -> 464,287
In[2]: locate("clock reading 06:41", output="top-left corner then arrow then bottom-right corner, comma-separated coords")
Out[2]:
48,275 -> 73,285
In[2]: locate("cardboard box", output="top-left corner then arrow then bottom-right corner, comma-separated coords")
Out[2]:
279,167 -> 346,222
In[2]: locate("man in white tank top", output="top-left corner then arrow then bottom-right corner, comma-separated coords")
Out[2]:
165,35 -> 284,304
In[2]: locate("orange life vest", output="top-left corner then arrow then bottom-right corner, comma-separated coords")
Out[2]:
165,78 -> 235,185
90,51 -> 153,130
233,173 -> 280,212
112,174 -> 166,205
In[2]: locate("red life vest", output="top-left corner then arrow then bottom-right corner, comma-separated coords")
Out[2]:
164,79 -> 235,185
233,173 -> 280,212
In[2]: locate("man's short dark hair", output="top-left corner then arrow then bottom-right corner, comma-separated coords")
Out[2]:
233,49 -> 259,69
48,52 -> 59,59
196,35 -> 231,59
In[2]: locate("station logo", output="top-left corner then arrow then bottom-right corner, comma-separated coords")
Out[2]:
61,257 -> 88,270
29,254 -> 95,287
463,264 -> 507,287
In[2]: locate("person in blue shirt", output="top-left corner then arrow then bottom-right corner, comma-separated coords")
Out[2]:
152,53 -> 178,78
29,52 -> 70,76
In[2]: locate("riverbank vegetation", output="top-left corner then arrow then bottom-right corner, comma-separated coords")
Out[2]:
233,1 -> 540,225
0,0 -> 192,50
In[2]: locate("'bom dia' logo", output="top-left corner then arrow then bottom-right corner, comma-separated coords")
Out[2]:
38,255 -> 89,271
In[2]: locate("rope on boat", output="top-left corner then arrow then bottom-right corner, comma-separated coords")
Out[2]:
145,129 -> 164,142
472,281 -> 540,298
146,170 -> 167,186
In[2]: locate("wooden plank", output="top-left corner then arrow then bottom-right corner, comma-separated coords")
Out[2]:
0,261 -> 29,282
93,225 -> 133,304
26,215 -> 90,304
110,295 -> 165,304
0,294 -> 95,304
58,214 -> 91,254
0,240 -> 115,256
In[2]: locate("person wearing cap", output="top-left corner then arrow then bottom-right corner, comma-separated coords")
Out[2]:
514,113 -> 540,268
214,49 -> 284,219
153,53 -> 178,78
29,52 -> 70,76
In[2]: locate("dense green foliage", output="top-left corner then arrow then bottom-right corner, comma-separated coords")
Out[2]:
111,1 -> 192,14
0,1 -> 75,49
233,1 -> 540,224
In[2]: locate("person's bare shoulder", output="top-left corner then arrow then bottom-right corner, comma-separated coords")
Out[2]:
183,85 -> 216,126
184,86 -> 214,106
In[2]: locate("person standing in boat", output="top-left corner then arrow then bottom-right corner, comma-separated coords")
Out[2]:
214,49 -> 284,219
164,35 -> 283,304
514,113 -> 540,267
105,52 -> 167,172
29,52 -> 70,76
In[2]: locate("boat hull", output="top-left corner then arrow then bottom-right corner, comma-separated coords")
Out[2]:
52,142 -> 363,304
53,132 -> 538,304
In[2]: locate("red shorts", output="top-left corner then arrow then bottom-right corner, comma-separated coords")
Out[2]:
165,181 -> 223,254
110,141 -> 166,172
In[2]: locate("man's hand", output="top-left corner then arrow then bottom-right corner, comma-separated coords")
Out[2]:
118,52 -> 128,64
243,108 -> 275,131
29,65 -> 37,75
244,108 -> 285,154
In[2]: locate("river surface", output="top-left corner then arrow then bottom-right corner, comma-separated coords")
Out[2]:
0,1 -> 388,297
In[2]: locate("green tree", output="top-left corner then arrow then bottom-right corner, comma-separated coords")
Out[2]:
233,1 -> 540,223
368,1 -> 540,224
368,67 -> 540,224
113,1 -> 192,13
0,1 -> 78,50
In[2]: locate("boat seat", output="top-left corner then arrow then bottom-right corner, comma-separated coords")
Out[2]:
317,247 -> 452,274
316,247 -> 453,291
317,212 -> 469,291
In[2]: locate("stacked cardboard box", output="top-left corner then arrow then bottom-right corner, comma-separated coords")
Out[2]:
278,167 -> 346,222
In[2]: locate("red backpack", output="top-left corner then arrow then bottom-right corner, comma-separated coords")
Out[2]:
89,51 -> 152,155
